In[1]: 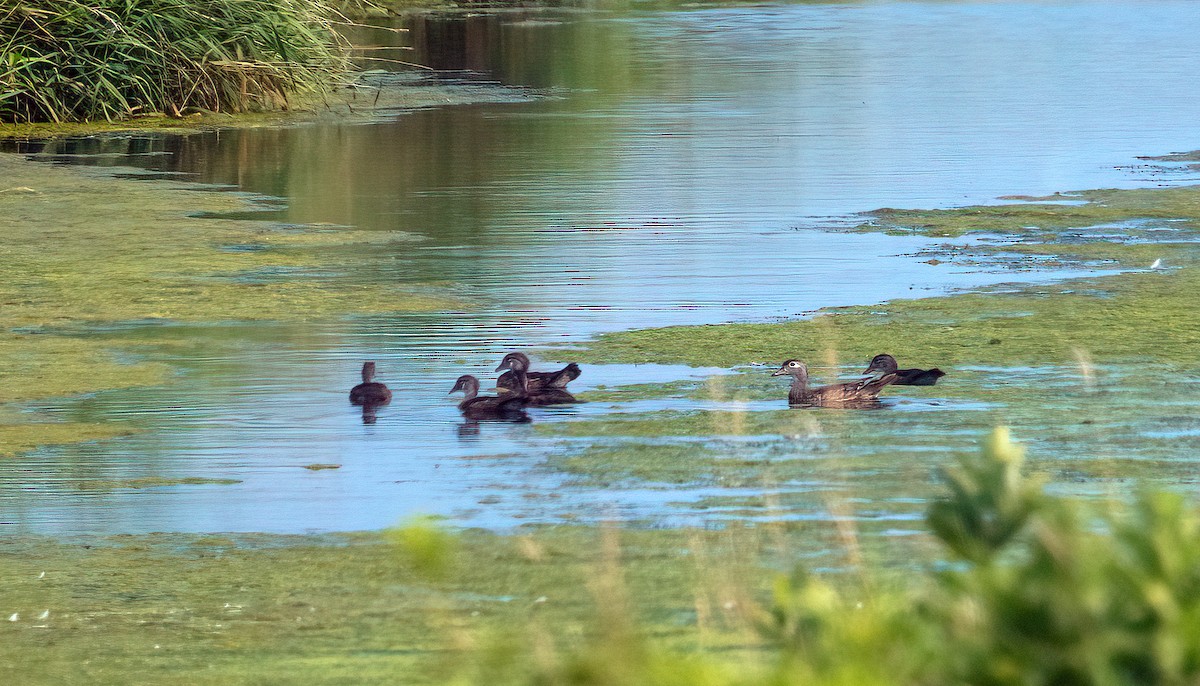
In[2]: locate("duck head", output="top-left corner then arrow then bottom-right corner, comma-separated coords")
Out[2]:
495,352 -> 530,373
496,352 -> 530,394
361,361 -> 377,382
863,354 -> 898,375
772,359 -> 809,380
449,375 -> 480,400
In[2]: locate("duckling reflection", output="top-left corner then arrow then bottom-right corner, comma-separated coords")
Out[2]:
359,402 -> 385,425
450,374 -> 531,422
863,354 -> 946,386
456,419 -> 482,437
772,359 -> 898,409
495,353 -> 580,406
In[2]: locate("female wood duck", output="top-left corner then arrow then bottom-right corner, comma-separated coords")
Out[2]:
863,354 -> 945,386
496,353 -> 580,405
349,362 -> 392,405
496,353 -> 581,392
772,359 -> 898,408
450,374 -> 530,420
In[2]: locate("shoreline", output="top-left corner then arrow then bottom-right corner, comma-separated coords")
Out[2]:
0,70 -> 546,141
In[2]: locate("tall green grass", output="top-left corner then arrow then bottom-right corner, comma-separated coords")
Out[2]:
0,0 -> 350,123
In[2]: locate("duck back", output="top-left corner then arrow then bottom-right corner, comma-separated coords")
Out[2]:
350,382 -> 392,405
894,368 -> 946,386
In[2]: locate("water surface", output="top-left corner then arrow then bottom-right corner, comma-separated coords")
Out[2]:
4,0 -> 1200,534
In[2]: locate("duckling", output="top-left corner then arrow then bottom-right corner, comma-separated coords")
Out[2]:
863,354 -> 945,386
450,375 -> 530,420
349,361 -> 392,405
496,353 -> 581,394
495,353 -> 579,406
772,359 -> 898,408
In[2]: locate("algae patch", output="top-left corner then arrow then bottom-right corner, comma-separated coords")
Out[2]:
0,422 -> 138,458
862,185 -> 1200,238
73,476 -> 242,491
0,524 -> 865,685
0,152 -> 459,457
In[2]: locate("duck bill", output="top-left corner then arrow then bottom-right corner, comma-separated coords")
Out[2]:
771,367 -> 788,376
494,362 -> 510,373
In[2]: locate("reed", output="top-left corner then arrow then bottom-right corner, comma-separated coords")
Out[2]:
0,0 -> 350,123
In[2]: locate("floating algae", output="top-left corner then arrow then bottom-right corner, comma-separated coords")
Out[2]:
0,523 -> 891,685
72,476 -> 242,490
0,153 -> 459,456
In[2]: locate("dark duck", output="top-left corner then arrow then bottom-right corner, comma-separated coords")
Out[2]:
450,374 -> 530,421
495,352 -> 580,406
772,359 -> 898,409
863,354 -> 945,386
349,362 -> 392,405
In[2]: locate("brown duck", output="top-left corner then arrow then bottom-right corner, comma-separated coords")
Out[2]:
496,353 -> 580,406
450,374 -> 530,420
772,359 -> 898,408
864,354 -> 945,386
349,362 -> 392,405
496,353 -> 580,392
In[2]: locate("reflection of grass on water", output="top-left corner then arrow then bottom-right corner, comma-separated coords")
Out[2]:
6,429 -> 1200,684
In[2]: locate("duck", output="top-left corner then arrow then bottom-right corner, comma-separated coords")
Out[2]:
863,354 -> 945,386
772,359 -> 898,408
349,361 -> 392,405
496,353 -> 581,392
450,374 -> 530,421
495,353 -> 581,405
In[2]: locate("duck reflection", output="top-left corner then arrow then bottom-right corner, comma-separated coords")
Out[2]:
359,402 -> 387,425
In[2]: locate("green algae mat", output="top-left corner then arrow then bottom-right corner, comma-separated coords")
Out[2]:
0,153 -> 456,457
0,525 -> 814,685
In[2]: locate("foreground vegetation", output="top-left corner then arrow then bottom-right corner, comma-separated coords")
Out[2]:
1,0 -> 348,123
5,430 -> 1200,684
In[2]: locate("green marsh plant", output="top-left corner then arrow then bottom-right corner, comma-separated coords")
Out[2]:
0,0 -> 350,123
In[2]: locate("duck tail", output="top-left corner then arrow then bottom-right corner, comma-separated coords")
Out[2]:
861,372 -> 900,395
547,363 -> 581,388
